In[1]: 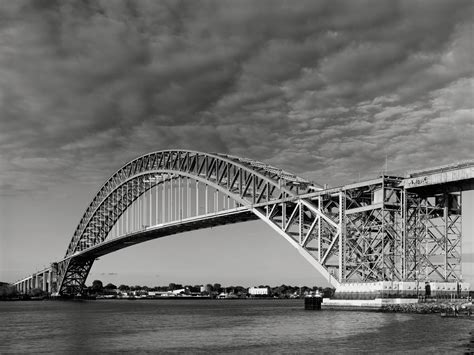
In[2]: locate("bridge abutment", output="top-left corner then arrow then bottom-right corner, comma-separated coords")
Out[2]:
333,281 -> 470,300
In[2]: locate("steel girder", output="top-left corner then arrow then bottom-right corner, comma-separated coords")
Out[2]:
57,150 -> 326,295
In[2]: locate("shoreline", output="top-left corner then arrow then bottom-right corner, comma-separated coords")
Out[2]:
3,296 -> 473,317
380,301 -> 472,315
0,295 -> 299,302
321,298 -> 472,315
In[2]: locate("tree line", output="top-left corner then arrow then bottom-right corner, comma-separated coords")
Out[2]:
0,283 -> 47,300
85,280 -> 335,298
0,280 -> 335,300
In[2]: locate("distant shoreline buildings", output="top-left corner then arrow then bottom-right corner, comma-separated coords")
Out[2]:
1,280 -> 334,300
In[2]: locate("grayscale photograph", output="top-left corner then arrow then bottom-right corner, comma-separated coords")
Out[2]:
1,0 -> 473,353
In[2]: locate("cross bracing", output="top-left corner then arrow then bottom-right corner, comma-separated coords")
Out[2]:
27,151 -> 470,296
56,150 -> 329,295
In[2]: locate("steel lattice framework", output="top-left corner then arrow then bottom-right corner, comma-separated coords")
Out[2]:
49,151 -> 470,296
56,150 -> 332,295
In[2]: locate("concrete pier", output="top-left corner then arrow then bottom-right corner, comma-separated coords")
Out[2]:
322,298 -> 419,311
333,281 -> 470,300
324,281 -> 472,311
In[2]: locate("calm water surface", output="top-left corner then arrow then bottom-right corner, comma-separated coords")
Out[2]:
1,299 -> 472,354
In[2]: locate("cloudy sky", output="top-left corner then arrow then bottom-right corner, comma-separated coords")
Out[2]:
1,0 -> 473,287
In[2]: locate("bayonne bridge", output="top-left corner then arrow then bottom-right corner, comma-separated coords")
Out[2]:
14,150 -> 474,298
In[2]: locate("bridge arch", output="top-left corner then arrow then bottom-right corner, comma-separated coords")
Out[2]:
17,155 -> 470,296
57,150 -> 338,295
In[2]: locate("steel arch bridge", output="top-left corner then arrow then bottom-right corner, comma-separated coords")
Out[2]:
55,149 -> 349,295
16,150 -> 471,296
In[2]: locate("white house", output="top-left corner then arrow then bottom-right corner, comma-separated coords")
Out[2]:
248,287 -> 270,296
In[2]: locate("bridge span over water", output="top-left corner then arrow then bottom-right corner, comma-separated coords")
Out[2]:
14,151 -> 474,296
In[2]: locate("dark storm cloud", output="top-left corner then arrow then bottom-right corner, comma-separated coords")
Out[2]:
0,0 -> 473,193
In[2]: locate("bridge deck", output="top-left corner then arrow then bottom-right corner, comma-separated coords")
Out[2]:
68,208 -> 258,261
14,154 -> 474,295
403,161 -> 474,192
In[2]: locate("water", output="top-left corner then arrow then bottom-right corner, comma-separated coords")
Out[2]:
1,299 -> 472,354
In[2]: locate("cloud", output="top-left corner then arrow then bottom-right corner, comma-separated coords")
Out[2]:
0,0 -> 473,195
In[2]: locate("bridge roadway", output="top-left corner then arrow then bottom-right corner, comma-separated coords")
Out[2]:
403,160 -> 474,193
14,208 -> 257,295
70,207 -> 257,259
12,151 -> 474,296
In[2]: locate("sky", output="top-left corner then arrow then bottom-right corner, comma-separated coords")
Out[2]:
0,0 -> 473,288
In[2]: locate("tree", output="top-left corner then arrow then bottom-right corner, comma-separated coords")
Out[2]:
234,286 -> 246,296
213,283 -> 221,293
118,284 -> 130,291
273,285 -> 289,298
0,284 -> 18,300
29,288 -> 45,298
91,280 -> 103,293
104,283 -> 117,290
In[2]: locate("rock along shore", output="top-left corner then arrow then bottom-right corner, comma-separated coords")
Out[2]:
381,300 -> 472,314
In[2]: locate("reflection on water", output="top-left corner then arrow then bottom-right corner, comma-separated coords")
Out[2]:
0,299 -> 472,353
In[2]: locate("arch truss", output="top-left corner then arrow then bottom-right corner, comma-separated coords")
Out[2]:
52,150 -> 467,296
56,150 -> 338,295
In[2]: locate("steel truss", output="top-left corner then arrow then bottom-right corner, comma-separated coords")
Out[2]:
56,150 -> 324,295
342,177 -> 404,282
253,176 -> 463,286
54,150 -> 465,295
404,191 -> 462,282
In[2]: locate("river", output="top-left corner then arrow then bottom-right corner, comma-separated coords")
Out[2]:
0,299 -> 472,353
